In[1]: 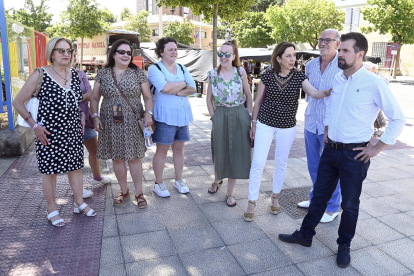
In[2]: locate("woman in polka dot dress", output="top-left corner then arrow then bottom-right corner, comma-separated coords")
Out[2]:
13,37 -> 96,227
243,42 -> 331,221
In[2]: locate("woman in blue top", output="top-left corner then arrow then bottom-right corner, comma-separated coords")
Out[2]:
148,37 -> 196,198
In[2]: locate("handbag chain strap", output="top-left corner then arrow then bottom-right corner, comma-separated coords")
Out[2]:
110,67 -> 141,117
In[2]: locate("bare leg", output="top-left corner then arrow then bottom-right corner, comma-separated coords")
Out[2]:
153,144 -> 170,183
83,137 -> 101,179
171,141 -> 185,180
128,158 -> 143,196
227,178 -> 236,196
68,169 -> 94,214
112,159 -> 128,194
43,174 -> 64,225
271,193 -> 280,207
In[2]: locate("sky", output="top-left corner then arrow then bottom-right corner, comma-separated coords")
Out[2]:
4,0 -> 137,23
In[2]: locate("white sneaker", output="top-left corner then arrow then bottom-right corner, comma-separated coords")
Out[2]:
153,182 -> 171,197
298,200 -> 310,208
91,176 -> 112,185
320,212 -> 338,223
82,189 -> 93,199
174,179 -> 190,194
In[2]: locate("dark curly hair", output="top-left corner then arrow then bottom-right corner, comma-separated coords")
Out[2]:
105,39 -> 137,69
155,37 -> 178,59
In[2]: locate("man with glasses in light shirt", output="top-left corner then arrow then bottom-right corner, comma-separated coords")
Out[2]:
279,32 -> 405,268
297,29 -> 342,223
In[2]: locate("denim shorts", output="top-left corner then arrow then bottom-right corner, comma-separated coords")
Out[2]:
83,128 -> 98,140
152,121 -> 190,145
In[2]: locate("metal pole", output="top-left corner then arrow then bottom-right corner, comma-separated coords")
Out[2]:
0,0 -> 16,130
199,14 -> 202,49
159,5 -> 163,38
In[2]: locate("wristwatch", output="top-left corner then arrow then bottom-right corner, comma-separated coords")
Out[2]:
146,111 -> 153,116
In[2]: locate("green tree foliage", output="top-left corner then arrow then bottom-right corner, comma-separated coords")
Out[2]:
266,0 -> 344,49
6,0 -> 52,32
361,0 -> 414,79
55,0 -> 110,67
157,0 -> 255,67
125,10 -> 151,42
120,7 -> 133,21
101,7 -> 117,24
250,0 -> 282,12
233,12 -> 275,48
163,19 -> 195,46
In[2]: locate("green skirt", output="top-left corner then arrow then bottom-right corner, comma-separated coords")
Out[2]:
211,104 -> 252,180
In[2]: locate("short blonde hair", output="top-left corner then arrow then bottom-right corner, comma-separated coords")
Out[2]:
46,37 -> 73,65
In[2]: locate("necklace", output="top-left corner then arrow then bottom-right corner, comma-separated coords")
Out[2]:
273,70 -> 294,91
51,66 -> 68,85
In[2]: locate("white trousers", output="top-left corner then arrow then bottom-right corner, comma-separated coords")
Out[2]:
248,121 -> 296,201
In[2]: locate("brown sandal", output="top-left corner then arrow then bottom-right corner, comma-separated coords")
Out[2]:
208,180 -> 223,194
243,200 -> 256,222
225,194 -> 237,207
135,193 -> 148,209
113,189 -> 130,206
270,194 -> 281,215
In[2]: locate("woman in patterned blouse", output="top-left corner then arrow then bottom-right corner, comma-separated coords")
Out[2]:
206,40 -> 253,207
244,42 -> 331,221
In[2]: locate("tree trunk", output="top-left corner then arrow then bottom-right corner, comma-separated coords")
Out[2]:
80,37 -> 84,71
392,46 -> 401,79
212,3 -> 218,68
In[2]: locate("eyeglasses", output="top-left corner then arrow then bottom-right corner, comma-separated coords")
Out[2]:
217,51 -> 233,58
53,48 -> 74,54
116,50 -> 132,56
318,38 -> 337,44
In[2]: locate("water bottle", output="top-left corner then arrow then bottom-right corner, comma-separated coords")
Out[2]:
143,125 -> 153,147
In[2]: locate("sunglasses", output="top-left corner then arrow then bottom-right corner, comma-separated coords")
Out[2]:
116,50 -> 132,56
53,48 -> 74,54
217,51 -> 233,58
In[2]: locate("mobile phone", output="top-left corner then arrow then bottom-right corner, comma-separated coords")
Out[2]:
113,104 -> 123,123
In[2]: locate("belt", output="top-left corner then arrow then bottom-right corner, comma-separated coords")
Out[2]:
328,138 -> 369,151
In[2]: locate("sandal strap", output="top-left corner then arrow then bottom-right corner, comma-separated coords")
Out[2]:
248,200 -> 256,206
85,208 -> 95,216
51,218 -> 65,226
135,193 -> 147,205
47,210 -> 60,220
271,194 -> 279,199
77,202 -> 88,211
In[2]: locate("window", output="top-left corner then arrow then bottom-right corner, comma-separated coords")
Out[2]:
152,29 -> 159,36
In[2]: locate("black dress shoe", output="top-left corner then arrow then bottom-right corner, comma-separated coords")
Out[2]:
337,244 -> 351,268
278,230 -> 312,247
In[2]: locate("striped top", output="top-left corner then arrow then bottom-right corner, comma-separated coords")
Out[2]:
304,55 -> 341,134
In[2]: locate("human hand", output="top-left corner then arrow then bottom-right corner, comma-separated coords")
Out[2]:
143,113 -> 153,127
93,117 -> 103,132
35,125 -> 50,145
353,138 -> 383,163
324,88 -> 333,97
323,132 -> 329,144
250,124 -> 256,140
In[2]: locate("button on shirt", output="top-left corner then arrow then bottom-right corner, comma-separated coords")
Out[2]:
324,66 -> 405,144
304,55 -> 341,135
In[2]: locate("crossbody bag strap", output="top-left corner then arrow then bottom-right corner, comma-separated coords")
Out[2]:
110,68 -> 139,116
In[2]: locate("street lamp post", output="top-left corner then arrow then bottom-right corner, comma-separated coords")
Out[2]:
158,5 -> 163,38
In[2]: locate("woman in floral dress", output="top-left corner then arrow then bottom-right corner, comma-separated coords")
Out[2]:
206,40 -> 253,207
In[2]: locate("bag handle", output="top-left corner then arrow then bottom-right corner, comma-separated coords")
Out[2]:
110,68 -> 141,117
33,67 -> 44,98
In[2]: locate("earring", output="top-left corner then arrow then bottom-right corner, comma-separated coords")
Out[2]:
51,58 -> 54,62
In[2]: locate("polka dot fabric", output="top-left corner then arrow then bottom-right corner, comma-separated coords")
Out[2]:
35,68 -> 84,174
258,69 -> 307,128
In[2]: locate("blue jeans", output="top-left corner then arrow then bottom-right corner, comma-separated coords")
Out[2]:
300,144 -> 370,247
304,130 -> 341,213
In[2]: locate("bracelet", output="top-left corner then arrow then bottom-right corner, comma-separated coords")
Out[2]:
175,92 -> 179,96
25,114 -> 32,121
252,120 -> 257,123
32,123 -> 38,130
92,113 -> 99,118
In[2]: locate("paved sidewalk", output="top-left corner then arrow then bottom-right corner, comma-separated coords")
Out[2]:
1,83 -> 414,275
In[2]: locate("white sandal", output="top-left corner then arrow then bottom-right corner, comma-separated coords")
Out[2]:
74,202 -> 96,217
47,210 -> 65,227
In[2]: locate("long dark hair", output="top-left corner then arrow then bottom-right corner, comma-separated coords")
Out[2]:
217,39 -> 241,77
271,42 -> 295,73
105,39 -> 137,69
